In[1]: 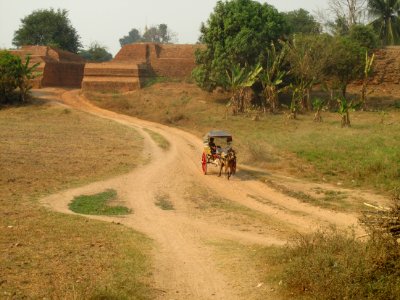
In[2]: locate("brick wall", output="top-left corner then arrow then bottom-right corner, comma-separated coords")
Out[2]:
42,62 -> 84,87
370,46 -> 400,85
10,46 -> 85,88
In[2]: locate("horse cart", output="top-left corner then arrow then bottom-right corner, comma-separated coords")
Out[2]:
201,130 -> 236,178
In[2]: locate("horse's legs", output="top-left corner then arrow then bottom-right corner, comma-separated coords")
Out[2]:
218,161 -> 224,177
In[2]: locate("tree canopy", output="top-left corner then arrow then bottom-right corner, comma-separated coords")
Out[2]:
79,42 -> 113,62
119,24 -> 175,47
193,0 -> 288,91
368,0 -> 400,45
284,9 -> 321,35
13,8 -> 81,53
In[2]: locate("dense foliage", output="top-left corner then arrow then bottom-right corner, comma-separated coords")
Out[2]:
119,24 -> 174,46
0,51 -> 39,104
79,43 -> 113,62
193,0 -> 288,91
13,9 -> 81,53
324,36 -> 366,97
0,51 -> 19,102
283,9 -> 321,35
368,0 -> 400,45
349,24 -> 379,50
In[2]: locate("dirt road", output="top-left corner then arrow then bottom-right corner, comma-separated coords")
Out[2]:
38,88 -> 377,299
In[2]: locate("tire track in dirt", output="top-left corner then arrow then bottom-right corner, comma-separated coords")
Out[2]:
38,88 -> 374,299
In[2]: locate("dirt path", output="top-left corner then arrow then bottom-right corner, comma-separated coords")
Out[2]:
37,88 -> 383,299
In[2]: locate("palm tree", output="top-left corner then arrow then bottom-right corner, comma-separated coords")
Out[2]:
368,0 -> 400,45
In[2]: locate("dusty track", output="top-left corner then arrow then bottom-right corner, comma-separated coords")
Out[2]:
38,88 -> 372,299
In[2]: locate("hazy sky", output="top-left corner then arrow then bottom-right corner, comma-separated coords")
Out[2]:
0,0 -> 329,55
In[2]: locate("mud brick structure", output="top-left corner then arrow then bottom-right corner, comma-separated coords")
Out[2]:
10,46 -> 85,88
370,46 -> 400,85
82,43 -> 201,92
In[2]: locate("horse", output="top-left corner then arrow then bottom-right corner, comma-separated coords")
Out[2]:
218,149 -> 236,180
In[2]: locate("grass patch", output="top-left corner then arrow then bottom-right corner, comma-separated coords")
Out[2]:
154,193 -> 174,210
69,189 -> 131,215
0,101 -> 153,298
143,128 -> 170,150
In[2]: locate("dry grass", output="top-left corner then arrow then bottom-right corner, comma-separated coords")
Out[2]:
0,101 -> 154,298
184,183 -> 292,237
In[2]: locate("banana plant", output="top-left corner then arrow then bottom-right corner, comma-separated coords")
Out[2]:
16,55 -> 41,102
337,97 -> 362,127
312,97 -> 325,122
260,42 -> 288,113
225,63 -> 262,114
288,84 -> 302,119
360,51 -> 375,109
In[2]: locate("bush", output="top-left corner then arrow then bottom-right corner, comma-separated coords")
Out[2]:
0,50 -> 20,103
349,24 -> 379,51
274,191 -> 400,299
0,50 -> 39,104
276,226 -> 400,299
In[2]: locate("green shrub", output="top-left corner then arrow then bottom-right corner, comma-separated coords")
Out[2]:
0,50 -> 40,104
0,50 -> 20,103
349,24 -> 379,50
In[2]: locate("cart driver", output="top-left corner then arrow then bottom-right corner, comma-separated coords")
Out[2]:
209,137 -> 217,154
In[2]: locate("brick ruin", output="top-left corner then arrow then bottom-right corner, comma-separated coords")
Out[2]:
9,45 -> 400,94
82,43 -> 201,92
10,46 -> 85,88
370,46 -> 400,85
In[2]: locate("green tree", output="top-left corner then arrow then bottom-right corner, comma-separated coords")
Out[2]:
328,15 -> 351,36
286,34 -> 330,111
368,0 -> 400,45
119,24 -> 175,47
349,24 -> 379,50
13,8 -> 81,53
119,28 -> 142,47
193,0 -> 287,91
143,24 -> 174,43
323,36 -> 365,98
79,42 -> 113,62
284,9 -> 321,35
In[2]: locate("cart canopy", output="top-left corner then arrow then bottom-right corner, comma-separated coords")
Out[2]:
203,130 -> 232,143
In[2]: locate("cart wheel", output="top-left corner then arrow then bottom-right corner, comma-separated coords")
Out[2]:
201,153 -> 207,175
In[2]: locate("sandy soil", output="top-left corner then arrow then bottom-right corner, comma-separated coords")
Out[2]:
37,88 -> 386,299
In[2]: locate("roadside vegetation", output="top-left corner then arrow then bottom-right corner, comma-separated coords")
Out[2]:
265,192 -> 400,299
0,102 -> 154,298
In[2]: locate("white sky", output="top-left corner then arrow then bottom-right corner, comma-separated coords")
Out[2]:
0,0 -> 329,55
